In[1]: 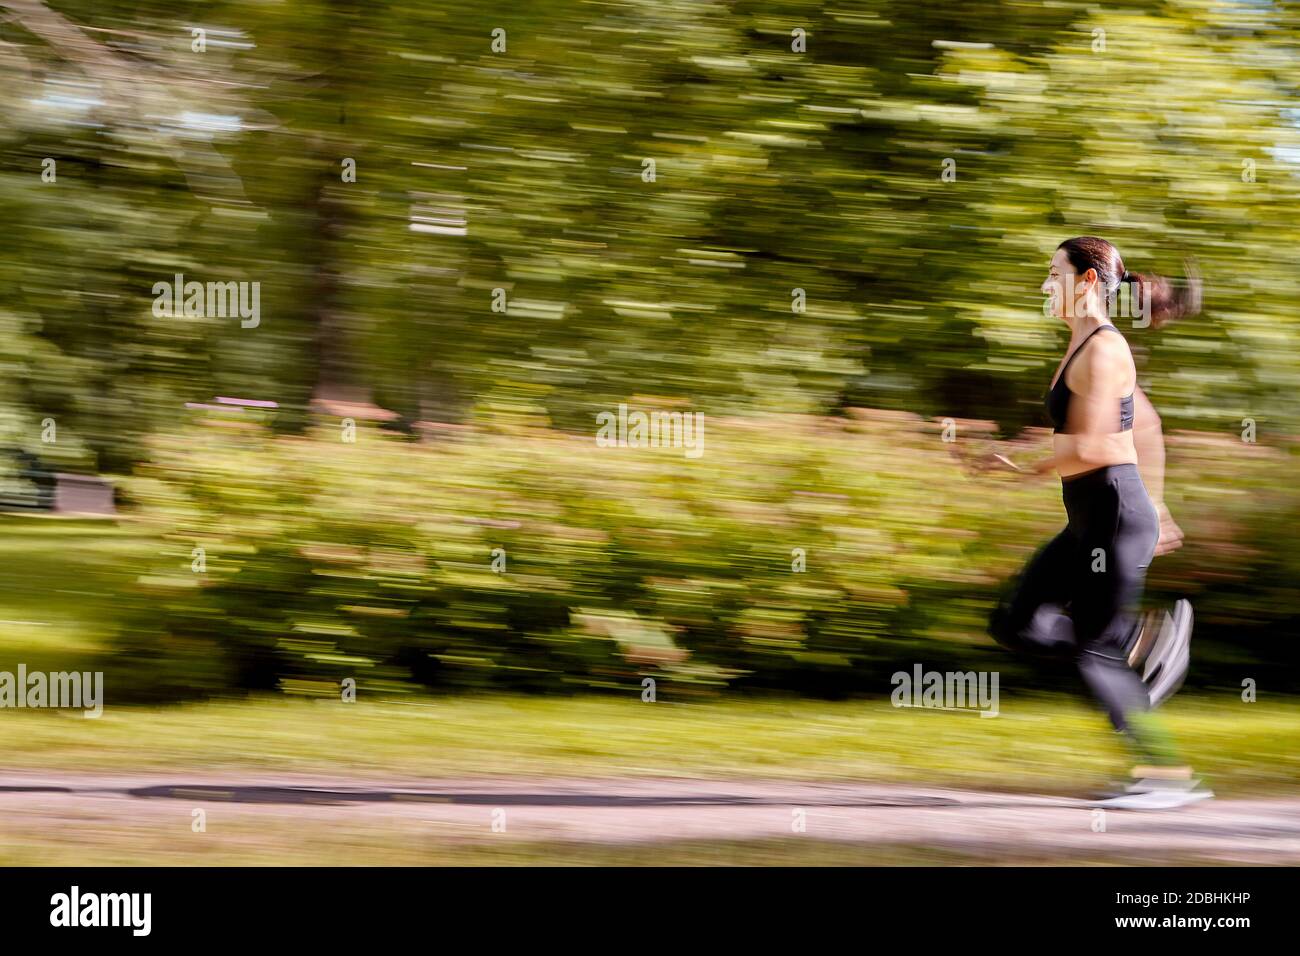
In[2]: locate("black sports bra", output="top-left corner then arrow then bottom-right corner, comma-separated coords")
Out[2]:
1045,325 -> 1135,433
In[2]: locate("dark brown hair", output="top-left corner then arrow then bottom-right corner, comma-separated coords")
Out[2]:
1057,236 -> 1200,329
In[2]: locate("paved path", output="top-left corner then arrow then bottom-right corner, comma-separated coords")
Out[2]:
3,772 -> 1298,863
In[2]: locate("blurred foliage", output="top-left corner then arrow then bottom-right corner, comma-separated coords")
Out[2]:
110,412 -> 1300,699
1,0 -> 1298,453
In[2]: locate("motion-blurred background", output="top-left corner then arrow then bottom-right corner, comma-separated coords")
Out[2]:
0,0 -> 1297,864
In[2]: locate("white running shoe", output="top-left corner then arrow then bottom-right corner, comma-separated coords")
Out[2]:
1143,599 -> 1192,709
1093,776 -> 1214,810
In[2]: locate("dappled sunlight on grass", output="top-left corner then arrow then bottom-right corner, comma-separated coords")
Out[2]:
2,693 -> 1294,797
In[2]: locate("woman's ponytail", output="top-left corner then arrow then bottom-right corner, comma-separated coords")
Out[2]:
1122,259 -> 1201,329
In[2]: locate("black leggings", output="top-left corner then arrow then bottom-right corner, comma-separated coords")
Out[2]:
990,463 -> 1166,759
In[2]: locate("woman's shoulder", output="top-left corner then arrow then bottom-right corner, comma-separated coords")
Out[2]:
1070,327 -> 1134,387
1091,325 -> 1133,357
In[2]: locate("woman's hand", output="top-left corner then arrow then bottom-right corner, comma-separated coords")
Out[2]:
1028,455 -> 1057,476
1154,503 -> 1185,556
968,451 -> 1024,474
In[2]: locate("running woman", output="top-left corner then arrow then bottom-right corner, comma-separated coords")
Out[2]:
986,236 -> 1210,809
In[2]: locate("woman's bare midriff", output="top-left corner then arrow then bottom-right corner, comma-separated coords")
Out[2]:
1054,431 -> 1139,479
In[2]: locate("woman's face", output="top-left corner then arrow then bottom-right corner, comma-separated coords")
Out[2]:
1042,249 -> 1097,323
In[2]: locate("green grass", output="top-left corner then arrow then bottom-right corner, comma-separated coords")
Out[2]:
3,693 -> 1298,797
0,515 -> 154,672
0,829 -> 1251,867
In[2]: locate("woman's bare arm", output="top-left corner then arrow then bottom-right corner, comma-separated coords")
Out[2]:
1131,386 -> 1184,555
1131,386 -> 1165,505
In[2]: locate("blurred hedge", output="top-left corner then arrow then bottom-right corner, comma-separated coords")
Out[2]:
103,408 -> 1299,701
